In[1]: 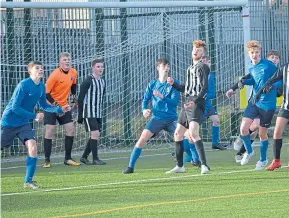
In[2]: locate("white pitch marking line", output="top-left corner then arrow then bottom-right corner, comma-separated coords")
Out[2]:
2,166 -> 287,197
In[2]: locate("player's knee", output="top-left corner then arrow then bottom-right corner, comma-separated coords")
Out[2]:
273,129 -> 283,139
90,131 -> 100,140
26,141 -> 37,157
65,126 -> 74,136
45,125 -> 56,139
258,130 -> 268,141
240,126 -> 249,136
211,116 -> 220,126
174,131 -> 183,141
189,131 -> 199,142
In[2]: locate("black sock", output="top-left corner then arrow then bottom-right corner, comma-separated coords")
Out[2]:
65,136 -> 74,160
82,139 -> 91,159
44,138 -> 52,162
273,139 -> 282,159
195,140 -> 207,165
236,144 -> 246,156
175,141 -> 184,167
90,139 -> 98,161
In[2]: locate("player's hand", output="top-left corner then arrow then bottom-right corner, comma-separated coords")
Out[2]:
143,109 -> 151,118
276,87 -> 283,97
167,77 -> 174,85
184,101 -> 195,109
35,113 -> 44,122
61,105 -> 71,113
262,85 -> 273,94
238,80 -> 244,90
153,90 -> 164,99
226,89 -> 234,98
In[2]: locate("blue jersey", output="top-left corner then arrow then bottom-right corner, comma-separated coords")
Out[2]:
1,78 -> 63,127
142,79 -> 180,120
245,59 -> 281,111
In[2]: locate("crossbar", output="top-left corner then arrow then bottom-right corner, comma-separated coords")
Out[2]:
1,1 -> 248,9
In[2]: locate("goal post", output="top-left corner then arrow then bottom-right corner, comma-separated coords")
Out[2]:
1,0 -> 250,160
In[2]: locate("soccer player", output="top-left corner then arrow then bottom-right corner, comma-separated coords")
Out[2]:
252,63 -> 288,171
122,58 -> 180,174
182,55 -> 227,166
43,52 -> 80,167
166,40 -> 210,175
1,61 -> 70,189
226,40 -> 281,169
232,50 -> 281,163
77,59 -> 106,165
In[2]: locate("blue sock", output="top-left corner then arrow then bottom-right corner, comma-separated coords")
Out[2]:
240,134 -> 253,154
183,139 -> 192,161
25,156 -> 38,183
212,126 -> 219,146
260,140 -> 269,162
128,147 -> 142,169
188,143 -> 199,163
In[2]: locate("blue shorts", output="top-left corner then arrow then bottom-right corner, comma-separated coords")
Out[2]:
1,124 -> 35,149
243,102 -> 275,128
145,118 -> 177,136
201,102 -> 218,123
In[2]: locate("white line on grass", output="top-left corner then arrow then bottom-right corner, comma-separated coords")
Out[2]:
1,148 -> 225,170
2,166 -> 287,197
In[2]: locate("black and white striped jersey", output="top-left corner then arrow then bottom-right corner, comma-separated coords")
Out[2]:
172,61 -> 210,104
78,74 -> 105,119
262,63 -> 289,110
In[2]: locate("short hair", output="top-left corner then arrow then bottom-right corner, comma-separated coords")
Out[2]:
27,61 -> 43,70
59,52 -> 71,60
92,58 -> 104,67
246,40 -> 261,51
193,40 -> 208,55
156,58 -> 169,67
266,50 -> 280,58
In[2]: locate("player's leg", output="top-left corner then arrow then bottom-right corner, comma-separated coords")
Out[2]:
123,118 -> 161,174
240,103 -> 257,165
267,109 -> 289,171
81,118 -> 105,165
61,111 -> 80,166
165,123 -> 187,174
43,111 -> 57,168
209,114 -> 227,150
184,130 -> 200,166
255,108 -> 275,170
16,124 -> 39,189
235,118 -> 259,162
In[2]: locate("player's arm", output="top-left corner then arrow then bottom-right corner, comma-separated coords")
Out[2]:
71,71 -> 77,103
77,77 -> 91,123
194,65 -> 209,104
39,84 -> 63,114
206,72 -> 216,100
162,86 -> 180,107
141,81 -> 154,111
230,73 -> 252,91
11,83 -> 36,119
45,72 -> 59,106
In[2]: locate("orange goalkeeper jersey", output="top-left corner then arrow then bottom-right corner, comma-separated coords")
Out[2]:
45,67 -> 77,106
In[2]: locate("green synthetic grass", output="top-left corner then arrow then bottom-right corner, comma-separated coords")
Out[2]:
1,143 -> 289,218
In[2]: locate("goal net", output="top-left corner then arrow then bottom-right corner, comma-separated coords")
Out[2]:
0,1 -> 248,160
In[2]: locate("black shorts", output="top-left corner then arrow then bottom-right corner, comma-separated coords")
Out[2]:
44,111 -> 73,125
178,102 -> 205,128
243,102 -> 275,128
1,124 -> 35,148
277,108 -> 289,120
83,118 -> 102,132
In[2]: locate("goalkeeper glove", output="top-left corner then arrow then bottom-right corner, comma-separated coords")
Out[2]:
237,80 -> 244,90
276,87 -> 283,97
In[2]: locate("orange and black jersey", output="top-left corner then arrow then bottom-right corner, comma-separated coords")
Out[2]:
46,68 -> 77,107
78,74 -> 105,119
